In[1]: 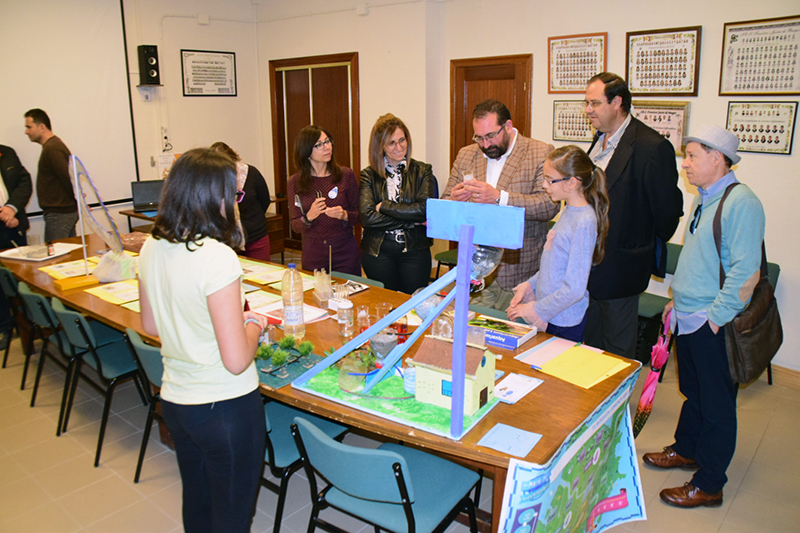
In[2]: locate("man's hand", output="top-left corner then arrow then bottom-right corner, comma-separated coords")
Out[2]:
5,217 -> 18,228
450,182 -> 472,202
709,320 -> 720,334
662,300 -> 674,324
0,206 -> 15,224
463,181 -> 500,204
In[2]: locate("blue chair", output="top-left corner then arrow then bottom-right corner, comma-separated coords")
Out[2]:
0,266 -> 35,387
18,283 -> 72,414
292,417 -> 479,533
52,298 -> 146,465
332,271 -> 385,289
124,328 -> 165,483
261,401 -> 348,533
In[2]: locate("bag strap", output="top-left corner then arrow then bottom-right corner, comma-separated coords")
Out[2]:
712,182 -> 768,290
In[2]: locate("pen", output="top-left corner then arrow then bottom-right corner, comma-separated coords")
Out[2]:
531,364 -> 542,371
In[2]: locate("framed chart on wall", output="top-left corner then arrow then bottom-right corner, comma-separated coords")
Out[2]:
181,50 -> 237,97
631,100 -> 690,156
719,15 -> 800,96
548,33 -> 607,93
626,26 -> 701,96
553,101 -> 595,142
726,101 -> 797,155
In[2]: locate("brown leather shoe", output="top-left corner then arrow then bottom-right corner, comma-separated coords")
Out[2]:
642,446 -> 698,470
660,483 -> 723,508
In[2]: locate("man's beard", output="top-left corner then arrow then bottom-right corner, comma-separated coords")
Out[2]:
480,137 -> 509,160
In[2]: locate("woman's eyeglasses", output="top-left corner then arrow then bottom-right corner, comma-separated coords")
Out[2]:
313,138 -> 333,150
235,190 -> 245,203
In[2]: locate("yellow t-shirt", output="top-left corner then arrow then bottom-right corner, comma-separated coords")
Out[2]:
139,236 -> 257,404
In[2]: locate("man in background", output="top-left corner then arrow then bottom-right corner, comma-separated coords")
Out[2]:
24,108 -> 78,241
442,99 -> 558,310
0,144 -> 33,348
583,73 -> 683,359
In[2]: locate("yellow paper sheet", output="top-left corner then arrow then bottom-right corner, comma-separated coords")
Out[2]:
85,279 -> 140,305
39,258 -> 99,280
121,300 -> 140,313
540,345 -> 630,389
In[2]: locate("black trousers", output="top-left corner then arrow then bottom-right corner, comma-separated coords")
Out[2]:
0,226 -> 26,329
583,294 -> 639,359
362,237 -> 431,295
672,322 -> 738,494
162,389 -> 266,533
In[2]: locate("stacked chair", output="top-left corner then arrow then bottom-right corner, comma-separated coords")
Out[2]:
51,298 -> 146,466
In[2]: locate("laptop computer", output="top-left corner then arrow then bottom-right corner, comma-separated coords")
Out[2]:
131,180 -> 164,213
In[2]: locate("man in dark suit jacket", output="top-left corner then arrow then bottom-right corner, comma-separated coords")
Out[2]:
0,145 -> 32,246
583,73 -> 683,360
0,144 -> 33,346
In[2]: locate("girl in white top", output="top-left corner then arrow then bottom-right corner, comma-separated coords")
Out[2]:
138,148 -> 268,533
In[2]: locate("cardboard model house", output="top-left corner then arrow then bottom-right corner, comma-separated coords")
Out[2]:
410,336 -> 496,415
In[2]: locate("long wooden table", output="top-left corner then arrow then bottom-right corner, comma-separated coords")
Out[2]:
1,235 -> 638,533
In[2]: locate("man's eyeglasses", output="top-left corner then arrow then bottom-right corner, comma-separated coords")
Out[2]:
313,138 -> 333,150
583,99 -> 606,110
472,122 -> 507,144
689,204 -> 702,234
235,190 -> 245,203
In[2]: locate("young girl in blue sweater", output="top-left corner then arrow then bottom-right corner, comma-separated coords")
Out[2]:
507,146 -> 609,342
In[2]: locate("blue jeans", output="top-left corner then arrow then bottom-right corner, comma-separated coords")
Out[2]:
546,311 -> 588,343
162,389 -> 266,533
43,211 -> 78,242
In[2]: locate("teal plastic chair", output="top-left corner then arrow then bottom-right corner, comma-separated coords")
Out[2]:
469,303 -> 508,321
124,329 -> 164,483
432,248 -> 458,280
292,417 -> 479,533
332,270 -> 385,289
0,266 -> 34,387
261,401 -> 348,533
52,298 -> 146,465
637,242 -> 683,319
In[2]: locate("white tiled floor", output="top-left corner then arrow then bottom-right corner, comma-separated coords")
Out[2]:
1,300 -> 799,531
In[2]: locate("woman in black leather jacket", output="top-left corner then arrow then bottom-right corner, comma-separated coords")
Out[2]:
359,114 -> 436,293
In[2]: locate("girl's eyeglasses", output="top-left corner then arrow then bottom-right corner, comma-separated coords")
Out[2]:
235,190 -> 245,203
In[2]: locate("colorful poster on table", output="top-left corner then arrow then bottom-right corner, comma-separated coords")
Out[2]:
499,370 -> 645,533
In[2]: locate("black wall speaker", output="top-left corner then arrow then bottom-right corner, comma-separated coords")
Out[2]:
137,45 -> 160,85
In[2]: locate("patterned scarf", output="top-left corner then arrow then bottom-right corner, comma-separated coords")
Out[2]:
384,157 -> 406,202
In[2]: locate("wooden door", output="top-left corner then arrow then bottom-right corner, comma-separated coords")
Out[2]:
270,53 -> 360,250
446,55 -> 533,251
450,55 -> 533,165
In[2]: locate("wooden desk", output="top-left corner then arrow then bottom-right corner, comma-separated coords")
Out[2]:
119,209 -> 285,262
119,209 -> 155,233
1,236 -> 637,532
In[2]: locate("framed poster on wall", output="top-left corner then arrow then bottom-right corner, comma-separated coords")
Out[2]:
626,26 -> 701,96
631,100 -> 690,156
181,50 -> 237,96
548,33 -> 607,93
726,101 -> 797,155
719,15 -> 800,96
553,101 -> 595,142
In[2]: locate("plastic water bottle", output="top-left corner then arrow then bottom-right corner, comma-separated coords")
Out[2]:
282,263 -> 305,339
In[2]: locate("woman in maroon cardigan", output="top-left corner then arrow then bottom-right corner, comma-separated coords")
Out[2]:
287,125 -> 361,275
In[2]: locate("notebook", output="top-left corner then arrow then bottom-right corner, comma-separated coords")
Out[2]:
131,180 -> 164,213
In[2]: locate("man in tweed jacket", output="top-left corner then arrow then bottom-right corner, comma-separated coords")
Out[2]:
442,100 -> 558,310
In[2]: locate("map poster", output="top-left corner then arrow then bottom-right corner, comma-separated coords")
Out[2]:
499,370 -> 645,533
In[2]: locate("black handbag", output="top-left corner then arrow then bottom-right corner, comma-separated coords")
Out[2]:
713,183 -> 783,383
